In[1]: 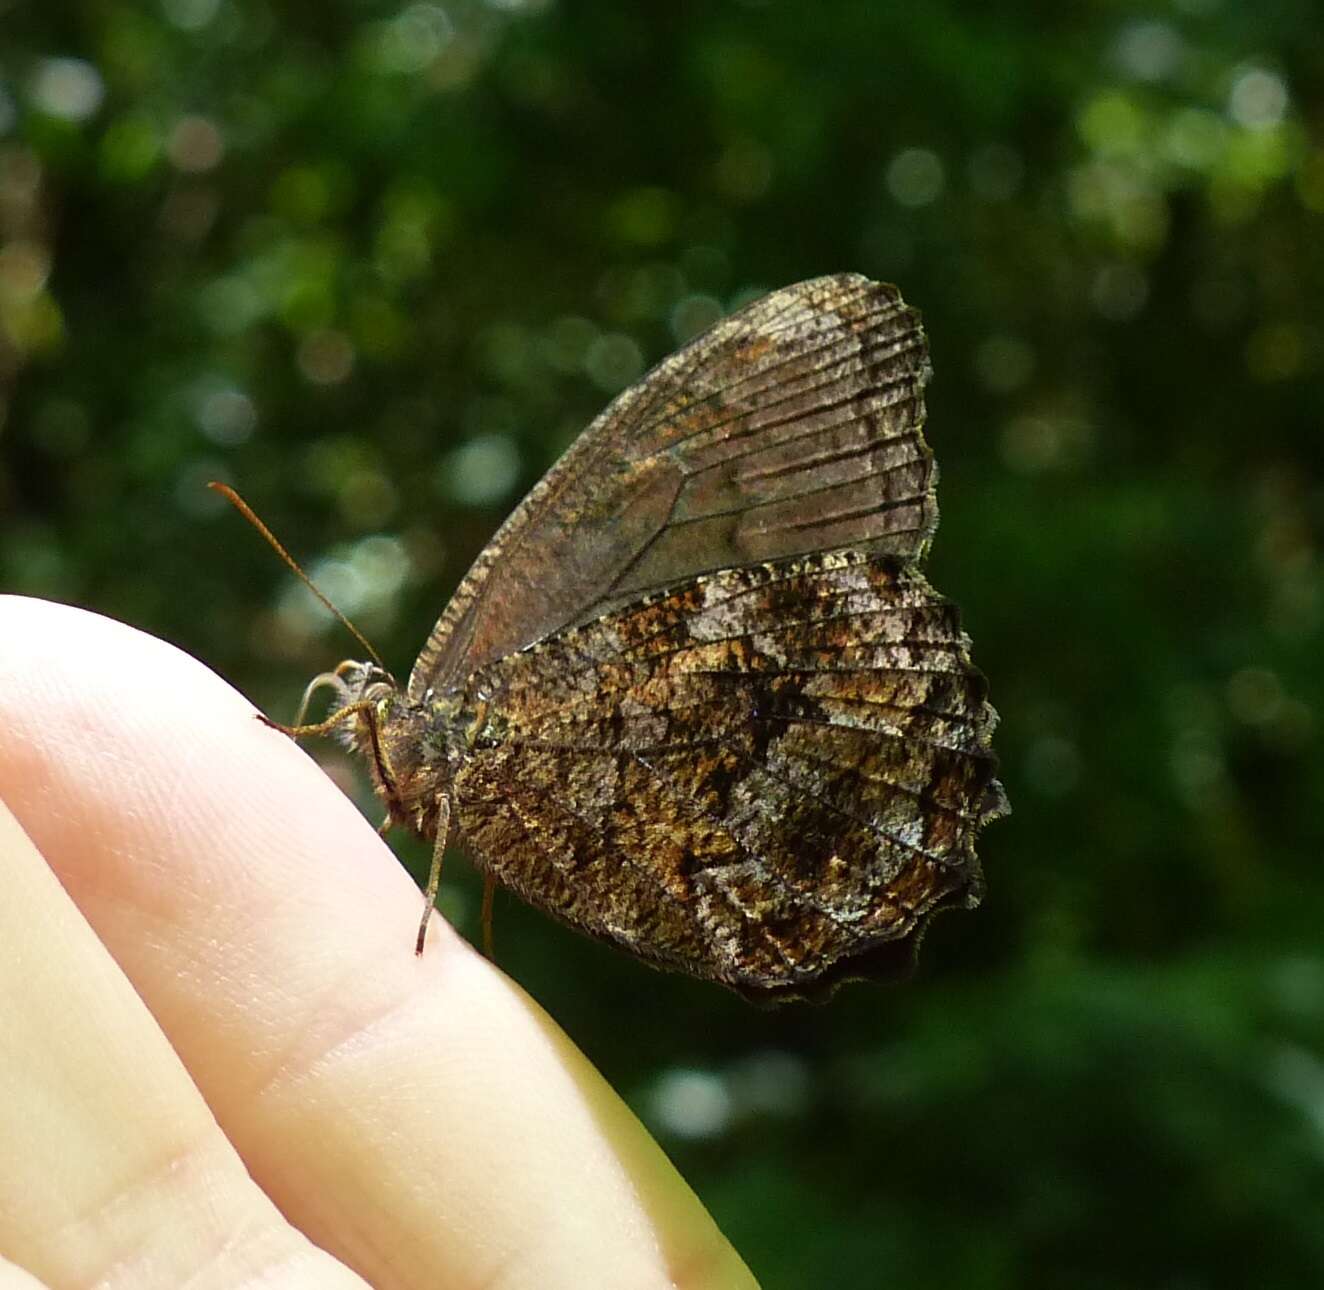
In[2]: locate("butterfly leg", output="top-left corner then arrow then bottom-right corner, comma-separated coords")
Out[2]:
268,695 -> 417,834
257,699 -> 377,741
481,875 -> 496,960
415,792 -> 452,956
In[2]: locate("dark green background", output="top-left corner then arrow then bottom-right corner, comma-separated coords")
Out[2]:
3,2 -> 1322,1285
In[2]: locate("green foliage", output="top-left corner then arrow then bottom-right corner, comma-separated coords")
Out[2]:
3,2 -> 1322,1285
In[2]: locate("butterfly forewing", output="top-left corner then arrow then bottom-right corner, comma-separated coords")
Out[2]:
409,274 -> 936,698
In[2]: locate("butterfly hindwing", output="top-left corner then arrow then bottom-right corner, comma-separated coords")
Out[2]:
448,551 -> 1003,998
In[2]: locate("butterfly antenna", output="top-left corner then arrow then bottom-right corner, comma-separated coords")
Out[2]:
208,481 -> 387,671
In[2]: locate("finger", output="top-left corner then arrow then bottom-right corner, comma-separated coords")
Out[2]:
0,1256 -> 54,1290
0,800 -> 371,1289
0,598 -> 758,1290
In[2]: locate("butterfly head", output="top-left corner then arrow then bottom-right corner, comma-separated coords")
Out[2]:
297,659 -> 399,752
314,660 -> 443,826
330,658 -> 397,706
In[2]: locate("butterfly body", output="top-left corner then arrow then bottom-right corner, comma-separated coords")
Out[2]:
308,275 -> 1007,1001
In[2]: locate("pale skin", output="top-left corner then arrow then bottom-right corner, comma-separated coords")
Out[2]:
0,596 -> 760,1290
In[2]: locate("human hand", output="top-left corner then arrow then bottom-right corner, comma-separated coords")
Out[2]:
0,597 -> 759,1290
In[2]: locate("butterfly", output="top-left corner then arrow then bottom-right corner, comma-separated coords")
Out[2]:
266,274 -> 1007,1002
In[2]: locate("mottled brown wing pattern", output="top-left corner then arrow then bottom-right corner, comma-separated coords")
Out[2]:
450,552 -> 1004,999
410,274 -> 935,697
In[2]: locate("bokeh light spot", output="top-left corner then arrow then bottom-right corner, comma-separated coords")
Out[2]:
366,4 -> 455,75
297,329 -> 356,385
1025,736 -> 1082,797
647,1068 -> 733,1141
1226,667 -> 1285,726
476,322 -> 534,385
585,332 -> 644,392
1169,729 -> 1225,805
974,334 -> 1035,394
194,383 -> 257,446
967,143 -> 1024,201
1091,263 -> 1149,321
670,292 -> 723,344
1078,92 -> 1146,157
160,0 -> 221,30
1245,323 -> 1304,382
279,533 -> 411,633
714,138 -> 773,202
168,116 -> 225,172
886,148 -> 945,207
198,276 -> 264,335
441,433 -> 522,507
1113,21 -> 1183,82
1163,109 -> 1227,170
1000,413 -> 1094,473
541,315 -> 597,373
0,240 -> 51,301
99,114 -> 163,183
1228,66 -> 1289,131
30,58 -> 104,122
31,398 -> 90,457
728,1051 -> 810,1119
0,83 -> 17,135
607,187 -> 679,247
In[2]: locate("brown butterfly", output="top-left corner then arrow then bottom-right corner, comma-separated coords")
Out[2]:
238,274 -> 1007,1002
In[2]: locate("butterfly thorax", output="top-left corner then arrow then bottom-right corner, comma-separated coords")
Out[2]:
322,658 -> 483,840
